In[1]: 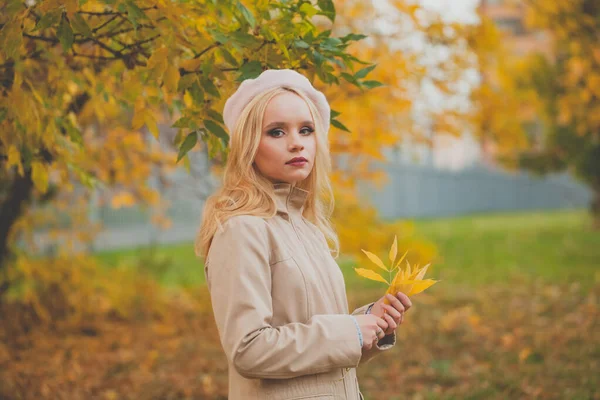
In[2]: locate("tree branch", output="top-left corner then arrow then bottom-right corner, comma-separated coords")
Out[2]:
193,43 -> 220,59
78,6 -> 158,16
92,14 -> 120,33
72,51 -> 119,61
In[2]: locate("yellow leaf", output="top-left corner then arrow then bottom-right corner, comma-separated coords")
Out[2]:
519,348 -> 532,363
361,249 -> 388,272
64,0 -> 78,19
164,64 -> 180,94
354,268 -> 389,284
25,79 -> 44,105
394,249 -> 408,270
144,112 -> 160,139
405,279 -> 438,295
31,161 -> 49,194
132,109 -> 146,130
147,47 -> 169,80
111,192 -> 136,208
183,91 -> 193,108
180,57 -> 203,72
414,263 -> 430,280
389,234 -> 397,265
7,145 -> 23,175
132,98 -> 146,130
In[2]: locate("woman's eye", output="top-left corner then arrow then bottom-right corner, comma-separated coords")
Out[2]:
268,129 -> 284,137
267,127 -> 314,137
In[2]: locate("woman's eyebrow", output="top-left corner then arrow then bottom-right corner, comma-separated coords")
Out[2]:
264,120 -> 314,130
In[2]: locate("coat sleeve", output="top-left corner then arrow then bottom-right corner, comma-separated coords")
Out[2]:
205,216 -> 363,380
351,303 -> 396,365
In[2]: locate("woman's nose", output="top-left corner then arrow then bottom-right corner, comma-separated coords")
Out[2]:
288,131 -> 304,150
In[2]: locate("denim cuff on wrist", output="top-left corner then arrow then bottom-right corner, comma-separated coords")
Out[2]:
350,315 -> 363,347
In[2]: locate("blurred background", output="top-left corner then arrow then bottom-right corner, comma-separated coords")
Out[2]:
0,0 -> 598,399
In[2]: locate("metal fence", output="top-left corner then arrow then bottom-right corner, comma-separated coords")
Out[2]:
357,162 -> 591,220
90,162 -> 591,251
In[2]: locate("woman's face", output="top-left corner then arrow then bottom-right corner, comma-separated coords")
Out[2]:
254,91 -> 317,184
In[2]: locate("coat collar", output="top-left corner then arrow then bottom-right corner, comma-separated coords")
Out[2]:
273,182 -> 309,217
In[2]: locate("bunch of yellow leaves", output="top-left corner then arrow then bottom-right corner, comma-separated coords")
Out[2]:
354,235 -> 439,305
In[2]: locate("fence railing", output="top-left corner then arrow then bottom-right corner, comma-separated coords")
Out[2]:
90,163 -> 591,251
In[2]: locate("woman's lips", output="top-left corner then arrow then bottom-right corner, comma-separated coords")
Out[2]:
287,160 -> 307,166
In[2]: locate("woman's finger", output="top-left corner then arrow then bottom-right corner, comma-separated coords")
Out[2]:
373,329 -> 383,342
382,303 -> 402,320
385,293 -> 405,313
376,316 -> 389,331
396,292 -> 412,311
383,313 -> 397,333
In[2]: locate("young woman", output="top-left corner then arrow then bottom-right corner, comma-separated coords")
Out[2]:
196,69 -> 412,400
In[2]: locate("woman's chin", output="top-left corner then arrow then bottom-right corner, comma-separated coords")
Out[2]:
277,171 -> 309,184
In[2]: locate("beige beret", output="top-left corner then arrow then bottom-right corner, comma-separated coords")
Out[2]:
222,69 -> 330,145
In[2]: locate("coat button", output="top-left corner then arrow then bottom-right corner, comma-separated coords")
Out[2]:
345,367 -> 350,372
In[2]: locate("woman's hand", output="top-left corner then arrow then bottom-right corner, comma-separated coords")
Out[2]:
353,314 -> 389,350
369,292 -> 412,335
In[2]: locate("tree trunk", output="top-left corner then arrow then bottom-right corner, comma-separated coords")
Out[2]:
592,187 -> 600,230
0,172 -> 34,288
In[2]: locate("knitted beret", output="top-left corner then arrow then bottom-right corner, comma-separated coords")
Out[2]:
222,69 -> 330,144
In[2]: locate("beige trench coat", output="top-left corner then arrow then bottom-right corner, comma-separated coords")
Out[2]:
204,182 -> 396,400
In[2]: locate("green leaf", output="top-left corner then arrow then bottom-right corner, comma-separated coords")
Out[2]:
205,120 -> 230,146
177,131 -> 198,163
236,1 -> 256,28
340,33 -> 368,43
57,14 -> 74,52
189,81 -> 204,105
208,28 -> 229,45
237,61 -> 262,81
230,31 -> 260,47
317,0 -> 336,22
320,37 -> 342,52
340,72 -> 358,85
331,119 -> 350,132
0,19 -> 22,60
124,0 -> 147,30
293,39 -> 310,49
202,54 -> 214,76
355,64 -> 377,79
330,110 -> 341,119
65,122 -> 83,146
201,77 -> 220,98
33,10 -> 61,31
362,80 -> 384,89
219,47 -> 238,67
71,13 -> 93,38
178,74 -> 196,92
4,0 -> 23,18
172,116 -> 191,129
299,3 -> 318,18
312,50 -> 325,66
207,109 -> 224,124
317,29 -> 332,39
304,30 -> 315,44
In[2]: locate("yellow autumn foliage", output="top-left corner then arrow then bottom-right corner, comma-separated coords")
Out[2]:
354,235 -> 439,304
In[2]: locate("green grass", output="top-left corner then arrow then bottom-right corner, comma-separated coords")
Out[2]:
94,209 -> 600,292
406,209 -> 600,291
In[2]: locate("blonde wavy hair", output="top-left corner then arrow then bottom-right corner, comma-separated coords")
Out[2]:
194,86 -> 340,260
